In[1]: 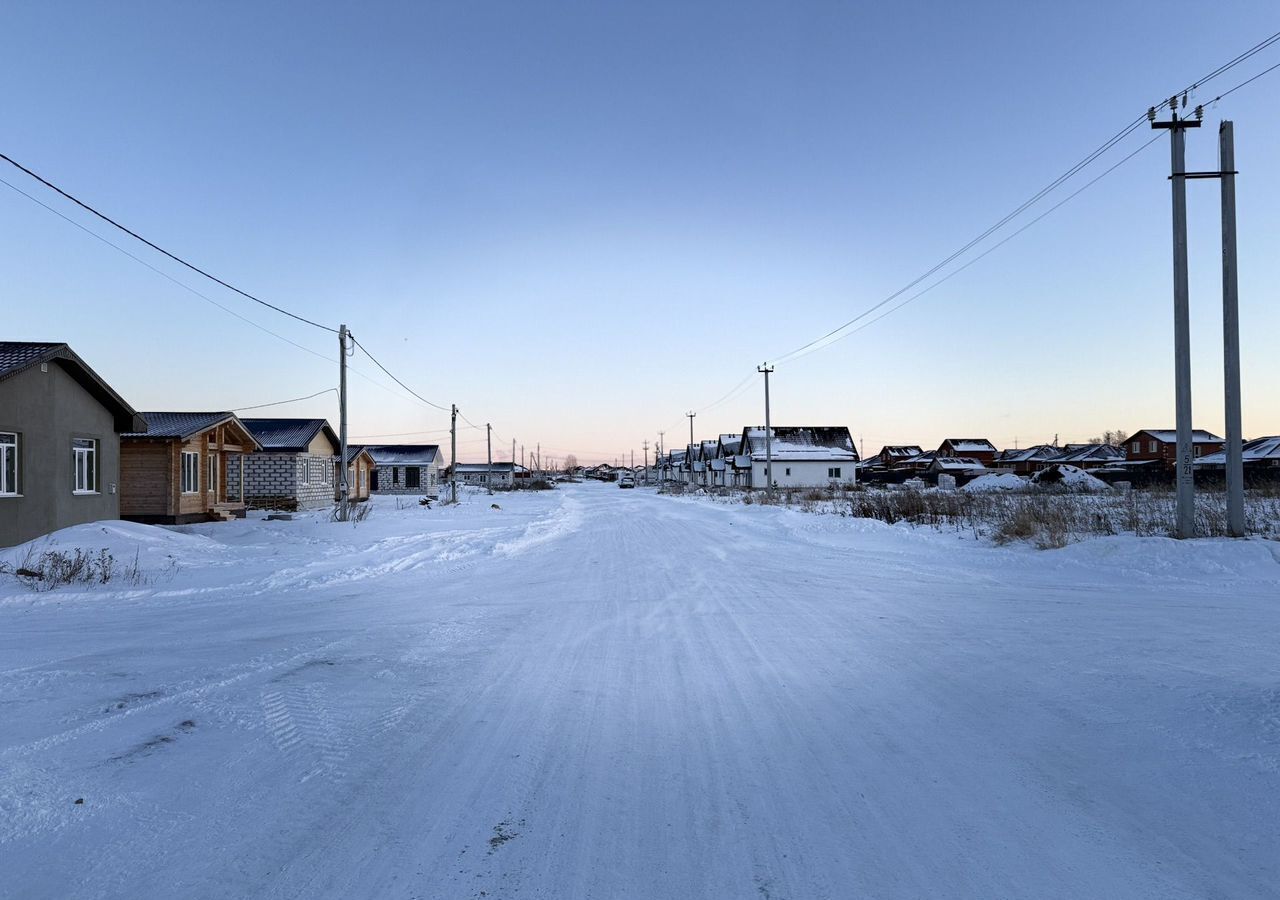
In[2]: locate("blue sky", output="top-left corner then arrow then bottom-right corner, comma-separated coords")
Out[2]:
3,2 -> 1278,463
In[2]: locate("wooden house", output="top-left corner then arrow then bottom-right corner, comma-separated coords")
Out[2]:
342,446 -> 375,502
991,445 -> 1058,474
120,413 -> 261,524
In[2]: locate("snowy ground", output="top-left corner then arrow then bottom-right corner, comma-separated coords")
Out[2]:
2,483 -> 1279,899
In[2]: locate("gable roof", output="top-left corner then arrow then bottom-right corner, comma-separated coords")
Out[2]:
939,438 -> 997,453
363,444 -> 440,466
741,426 -> 859,462
0,341 -> 145,432
1130,428 -> 1224,444
1196,436 -> 1280,465
343,445 -> 374,466
1049,443 -> 1126,464
993,444 -> 1059,464
241,418 -> 338,454
123,412 -> 261,448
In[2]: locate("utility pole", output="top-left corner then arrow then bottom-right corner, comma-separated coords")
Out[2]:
1219,120 -> 1245,537
536,442 -> 541,479
686,412 -> 696,483
758,364 -> 774,492
486,423 -> 493,494
1152,98 -> 1201,539
450,404 -> 458,504
657,431 -> 664,483
642,440 -> 649,484
512,438 -> 517,481
337,323 -> 350,521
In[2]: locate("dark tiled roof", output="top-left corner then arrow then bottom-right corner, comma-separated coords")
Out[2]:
241,418 -> 337,453
0,341 -> 144,432
363,444 -> 440,466
124,412 -> 236,439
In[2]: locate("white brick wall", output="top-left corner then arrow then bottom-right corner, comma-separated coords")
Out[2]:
228,452 -> 337,510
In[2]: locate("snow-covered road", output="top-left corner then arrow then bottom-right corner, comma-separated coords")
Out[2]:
2,483 -> 1279,899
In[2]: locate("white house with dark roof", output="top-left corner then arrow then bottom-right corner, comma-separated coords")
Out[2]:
229,418 -> 341,510
365,444 -> 441,498
0,341 -> 146,547
739,426 -> 859,488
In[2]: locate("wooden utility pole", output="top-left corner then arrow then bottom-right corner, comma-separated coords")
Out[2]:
337,323 -> 350,520
450,404 -> 458,504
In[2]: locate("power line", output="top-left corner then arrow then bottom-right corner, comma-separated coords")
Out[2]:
233,387 -> 338,412
768,28 -> 1280,366
349,336 -> 452,413
0,151 -> 338,334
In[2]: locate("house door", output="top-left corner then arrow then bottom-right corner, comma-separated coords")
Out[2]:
406,467 -> 421,489
370,468 -> 379,491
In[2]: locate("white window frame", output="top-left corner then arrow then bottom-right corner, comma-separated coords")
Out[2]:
207,453 -> 218,495
1132,440 -> 1140,453
72,438 -> 98,494
828,467 -> 841,479
1149,440 -> 1158,453
0,432 -> 18,496
181,451 -> 201,494
297,458 -> 309,486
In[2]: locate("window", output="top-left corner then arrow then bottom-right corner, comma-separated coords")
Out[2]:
406,467 -> 421,489
0,432 -> 17,495
785,467 -> 791,476
72,438 -> 97,494
297,459 -> 308,486
392,467 -> 401,486
1149,441 -> 1158,453
828,467 -> 841,479
181,451 -> 200,493
1132,440 -> 1140,453
323,460 -> 332,485
207,454 -> 218,494
359,467 -> 366,490
1194,445 -> 1202,457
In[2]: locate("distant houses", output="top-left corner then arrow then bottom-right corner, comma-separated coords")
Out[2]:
447,461 -> 530,488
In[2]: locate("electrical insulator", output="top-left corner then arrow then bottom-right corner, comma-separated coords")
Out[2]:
1147,106 -> 1157,123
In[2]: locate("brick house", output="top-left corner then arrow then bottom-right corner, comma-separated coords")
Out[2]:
365,444 -> 441,498
229,418 -> 341,511
936,439 -> 998,465
1125,429 -> 1224,468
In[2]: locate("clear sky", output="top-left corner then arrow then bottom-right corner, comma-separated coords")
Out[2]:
3,2 -> 1278,464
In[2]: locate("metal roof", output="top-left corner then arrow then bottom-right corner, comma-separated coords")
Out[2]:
363,444 -> 440,466
0,341 -> 144,432
241,418 -> 338,453
123,412 -> 260,449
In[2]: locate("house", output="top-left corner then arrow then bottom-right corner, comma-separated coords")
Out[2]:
739,426 -> 859,488
1195,436 -> 1280,482
715,433 -> 749,487
875,445 -> 925,469
936,438 -> 998,465
928,457 -> 988,485
991,444 -> 1059,475
120,412 -> 261,524
1046,443 -> 1126,470
341,446 -> 375,502
1124,429 -> 1224,468
365,444 -> 441,498
698,439 -> 719,486
0,342 -> 146,547
229,418 -> 340,511
451,461 -> 521,488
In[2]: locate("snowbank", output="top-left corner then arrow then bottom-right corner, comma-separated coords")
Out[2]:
962,473 -> 1025,493
1032,464 -> 1111,491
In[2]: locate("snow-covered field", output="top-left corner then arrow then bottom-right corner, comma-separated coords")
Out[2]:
2,483 -> 1278,899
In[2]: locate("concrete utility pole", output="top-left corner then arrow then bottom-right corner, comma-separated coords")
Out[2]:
1152,99 -> 1201,539
686,412 -> 696,483
450,404 -> 458,504
1218,121 -> 1245,536
642,440 -> 649,483
537,443 -> 541,478
337,323 -> 350,521
512,438 -> 516,481
758,364 -> 774,492
486,423 -> 493,494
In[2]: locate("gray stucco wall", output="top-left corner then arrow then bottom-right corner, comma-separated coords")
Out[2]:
0,362 -> 121,547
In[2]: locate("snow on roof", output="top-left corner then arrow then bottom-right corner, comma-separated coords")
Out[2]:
1049,444 -> 1125,464
1196,436 -> 1280,465
363,444 -> 440,466
881,445 -> 923,458
453,462 -> 518,473
1133,429 -> 1224,444
931,457 -> 987,471
940,439 -> 997,452
742,426 -> 858,462
993,445 -> 1058,463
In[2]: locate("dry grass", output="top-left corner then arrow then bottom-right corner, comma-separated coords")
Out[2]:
1,545 -> 177,592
